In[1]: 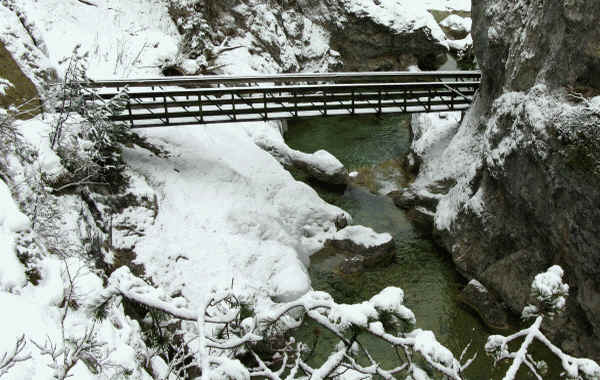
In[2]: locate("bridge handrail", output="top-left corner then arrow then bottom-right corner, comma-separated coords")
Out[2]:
87,81 -> 480,99
82,71 -> 481,88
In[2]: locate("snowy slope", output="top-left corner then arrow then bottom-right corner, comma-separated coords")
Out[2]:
1,2 -> 351,377
122,124 -> 348,304
13,0 -> 179,79
0,152 -> 154,379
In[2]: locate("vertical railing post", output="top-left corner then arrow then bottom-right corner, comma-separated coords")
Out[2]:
403,89 -> 407,112
294,91 -> 298,118
264,90 -> 268,121
427,87 -> 431,112
451,91 -> 455,111
351,89 -> 355,115
163,95 -> 169,125
378,89 -> 382,114
232,93 -> 236,121
198,94 -> 203,122
127,101 -> 133,128
324,90 -> 327,117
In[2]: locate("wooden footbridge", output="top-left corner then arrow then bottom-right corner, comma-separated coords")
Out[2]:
83,71 -> 480,128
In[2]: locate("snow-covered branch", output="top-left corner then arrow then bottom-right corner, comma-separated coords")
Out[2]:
103,267 -> 471,379
0,335 -> 30,377
486,266 -> 600,380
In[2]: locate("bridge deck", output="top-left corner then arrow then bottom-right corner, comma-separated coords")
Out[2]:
80,71 -> 480,128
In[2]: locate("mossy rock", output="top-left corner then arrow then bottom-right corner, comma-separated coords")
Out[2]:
0,41 -> 42,119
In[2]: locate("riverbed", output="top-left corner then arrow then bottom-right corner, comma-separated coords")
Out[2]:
284,114 -> 560,379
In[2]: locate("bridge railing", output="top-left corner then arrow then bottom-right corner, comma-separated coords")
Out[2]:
74,71 -> 481,127
81,71 -> 481,89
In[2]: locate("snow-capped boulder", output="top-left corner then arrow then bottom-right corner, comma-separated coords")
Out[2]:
248,122 -> 348,185
440,14 -> 472,37
325,225 -> 395,273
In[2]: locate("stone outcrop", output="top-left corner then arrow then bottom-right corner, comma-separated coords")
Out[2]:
459,279 -> 510,330
328,3 -> 448,71
167,0 -> 449,74
402,0 -> 600,359
0,42 -> 41,118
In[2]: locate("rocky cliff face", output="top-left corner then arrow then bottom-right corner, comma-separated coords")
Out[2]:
403,0 -> 600,358
166,0 -> 448,74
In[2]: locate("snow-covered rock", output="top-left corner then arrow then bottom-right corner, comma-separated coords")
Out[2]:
447,34 -> 473,53
324,225 -> 395,274
440,14 -> 472,35
171,0 -> 450,74
248,122 -> 348,185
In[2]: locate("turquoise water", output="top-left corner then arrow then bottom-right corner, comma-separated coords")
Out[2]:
285,115 -> 561,379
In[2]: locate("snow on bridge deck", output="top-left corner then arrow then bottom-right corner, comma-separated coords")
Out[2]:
81,71 -> 480,128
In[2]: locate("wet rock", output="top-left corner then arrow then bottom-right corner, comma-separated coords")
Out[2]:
325,225 -> 395,274
389,188 -> 438,210
405,207 -> 434,237
339,255 -> 366,274
334,214 -> 349,230
330,16 -> 447,72
460,279 -> 510,330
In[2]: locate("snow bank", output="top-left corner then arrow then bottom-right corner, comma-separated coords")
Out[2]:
247,122 -> 347,184
0,4 -> 54,92
0,181 -> 29,292
3,0 -> 356,312
408,111 -> 484,231
14,0 -> 179,78
0,173 -> 154,379
123,124 -> 349,303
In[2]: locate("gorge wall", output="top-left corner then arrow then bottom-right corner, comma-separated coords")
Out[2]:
405,0 -> 600,358
166,0 -> 448,74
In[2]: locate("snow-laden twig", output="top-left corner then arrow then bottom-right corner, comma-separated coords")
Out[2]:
0,335 -> 31,377
103,267 -> 470,379
486,266 -> 600,380
0,78 -> 13,97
